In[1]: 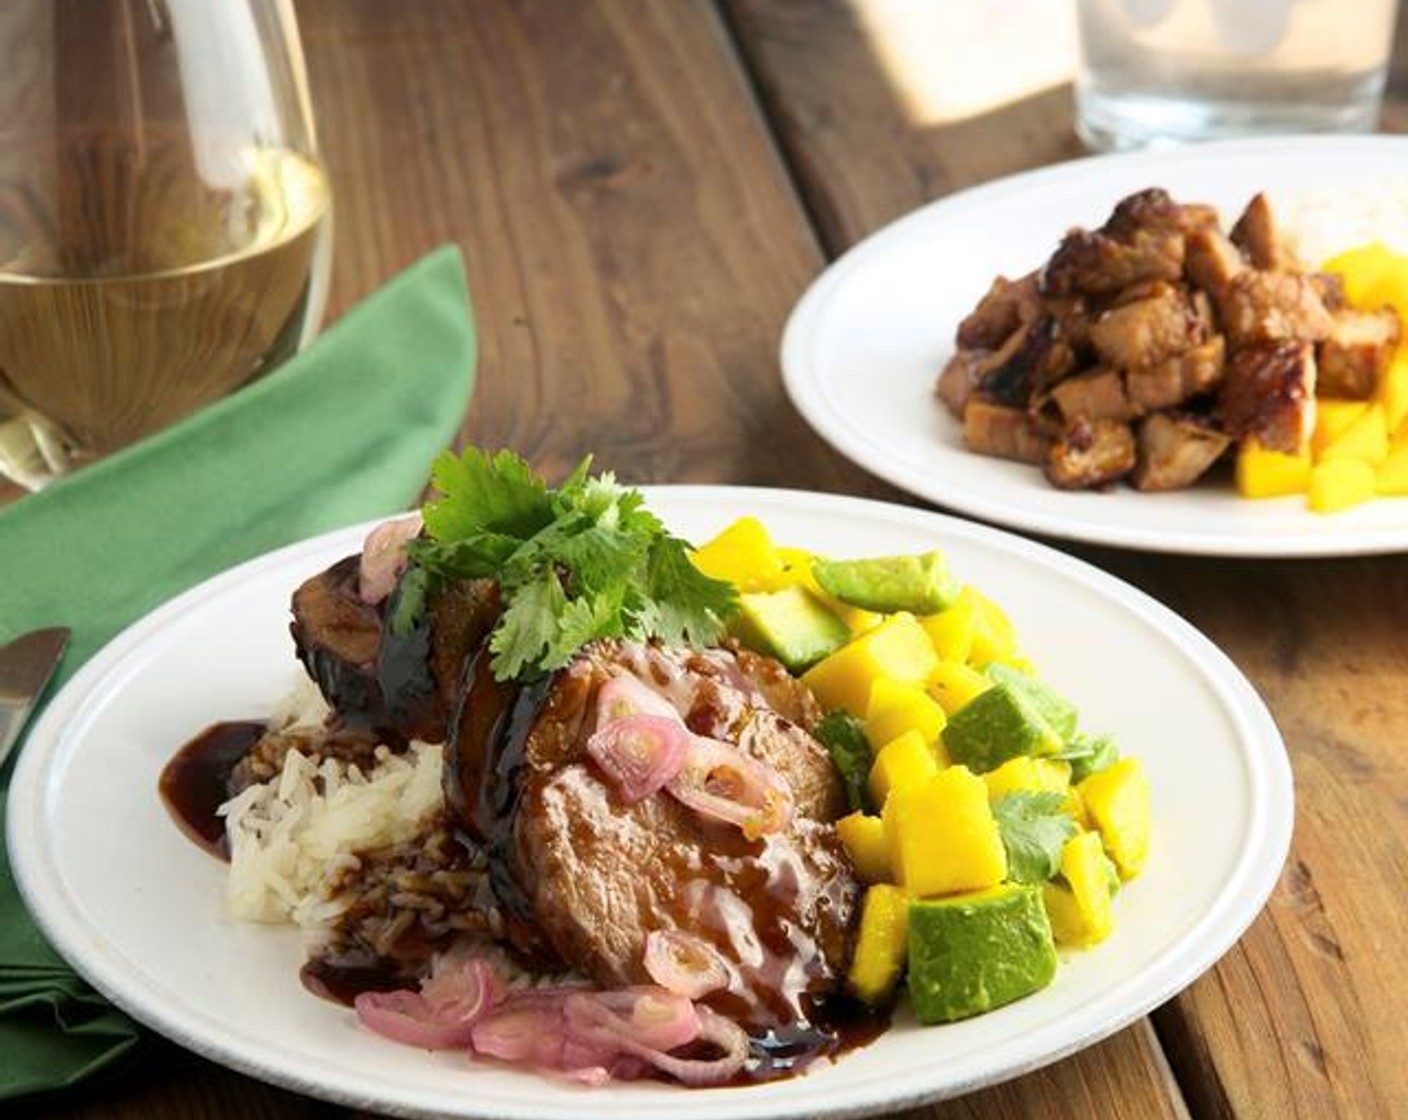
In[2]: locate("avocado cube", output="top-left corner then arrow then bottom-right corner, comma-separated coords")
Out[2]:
942,683 -> 1064,773
907,883 -> 1058,1024
985,663 -> 1078,739
812,551 -> 960,614
732,585 -> 850,672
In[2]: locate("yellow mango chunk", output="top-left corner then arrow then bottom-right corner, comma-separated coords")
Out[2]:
802,612 -> 939,716
928,660 -> 993,716
1042,831 -> 1115,947
1319,402 -> 1389,465
690,517 -> 784,592
884,766 -> 1007,897
919,586 -> 979,663
869,729 -> 942,807
1235,440 -> 1312,498
1322,242 -> 1398,309
865,677 -> 948,754
836,812 -> 892,883
1077,757 -> 1150,881
983,756 -> 1072,801
1375,351 -> 1408,432
968,588 -> 1020,667
1377,434 -> 1408,495
847,884 -> 909,1004
1309,458 -> 1377,513
1311,399 -> 1368,456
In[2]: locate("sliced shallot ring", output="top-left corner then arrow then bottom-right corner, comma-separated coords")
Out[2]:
358,513 -> 423,604
667,734 -> 794,839
563,988 -> 700,1054
586,714 -> 691,802
643,929 -> 730,999
594,672 -> 683,727
354,989 -> 480,1051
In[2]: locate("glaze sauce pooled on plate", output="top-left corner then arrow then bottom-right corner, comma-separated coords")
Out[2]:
158,719 -> 266,859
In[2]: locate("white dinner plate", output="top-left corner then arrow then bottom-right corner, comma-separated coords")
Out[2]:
9,488 -> 1293,1119
782,135 -> 1408,556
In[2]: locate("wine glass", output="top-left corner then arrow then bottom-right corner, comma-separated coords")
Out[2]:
0,0 -> 331,493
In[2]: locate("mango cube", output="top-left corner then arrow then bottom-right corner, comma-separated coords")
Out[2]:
919,586 -> 979,663
1235,440 -> 1312,498
690,517 -> 784,591
869,729 -> 942,807
865,677 -> 947,753
836,812 -> 892,883
1376,352 -> 1408,431
1322,242 -> 1397,308
928,660 -> 993,715
968,588 -> 1020,667
1042,830 -> 1115,947
847,884 -> 909,1005
1077,757 -> 1150,880
1311,399 -> 1368,456
1318,402 -> 1389,464
1377,434 -> 1408,495
884,765 -> 1006,897
1309,458 -> 1376,513
802,612 -> 939,716
983,756 -> 1072,801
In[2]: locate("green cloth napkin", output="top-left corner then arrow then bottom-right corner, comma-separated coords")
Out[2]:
0,244 -> 476,1102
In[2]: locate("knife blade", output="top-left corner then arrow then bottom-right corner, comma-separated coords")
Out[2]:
0,627 -> 71,766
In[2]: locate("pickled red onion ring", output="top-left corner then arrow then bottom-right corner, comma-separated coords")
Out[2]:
358,513 -> 424,605
667,734 -> 794,839
643,929 -> 730,999
586,715 -> 690,802
595,672 -> 682,726
354,956 -> 501,1050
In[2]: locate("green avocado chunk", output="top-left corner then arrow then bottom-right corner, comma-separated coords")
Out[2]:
812,550 -> 960,614
732,585 -> 850,672
907,883 -> 1058,1024
985,663 -> 1078,739
941,683 -> 1064,773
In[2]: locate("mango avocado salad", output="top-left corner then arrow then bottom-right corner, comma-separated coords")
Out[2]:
691,517 -> 1151,1025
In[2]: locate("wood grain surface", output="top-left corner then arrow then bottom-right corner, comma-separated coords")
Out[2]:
18,1 -> 1408,1118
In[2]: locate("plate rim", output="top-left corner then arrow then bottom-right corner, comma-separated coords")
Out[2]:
7,486 -> 1295,1118
781,133 -> 1408,557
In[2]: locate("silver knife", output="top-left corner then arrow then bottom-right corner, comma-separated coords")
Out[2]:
0,627 -> 70,766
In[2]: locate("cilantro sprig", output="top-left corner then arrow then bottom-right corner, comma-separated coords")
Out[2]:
405,448 -> 738,681
991,790 -> 1079,884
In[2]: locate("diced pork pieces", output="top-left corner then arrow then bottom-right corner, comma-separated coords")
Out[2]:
937,186 -> 1402,493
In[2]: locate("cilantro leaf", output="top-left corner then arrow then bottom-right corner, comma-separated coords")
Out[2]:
412,448 -> 739,680
1053,732 -> 1120,783
991,790 -> 1078,884
422,447 -> 555,543
489,567 -> 568,680
812,710 -> 874,815
638,536 -> 735,649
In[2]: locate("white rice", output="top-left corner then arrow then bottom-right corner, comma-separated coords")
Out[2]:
1271,180 -> 1408,267
220,737 -> 446,928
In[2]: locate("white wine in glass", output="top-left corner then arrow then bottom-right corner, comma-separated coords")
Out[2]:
0,0 -> 331,492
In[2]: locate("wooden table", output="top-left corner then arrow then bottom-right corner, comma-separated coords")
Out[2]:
25,1 -> 1408,1117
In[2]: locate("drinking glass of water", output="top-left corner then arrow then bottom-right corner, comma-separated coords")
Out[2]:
1075,0 -> 1399,151
0,0 -> 331,492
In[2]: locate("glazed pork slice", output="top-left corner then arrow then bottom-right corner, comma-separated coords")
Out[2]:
1218,340 -> 1318,453
1317,308 -> 1400,399
446,639 -> 858,1032
291,560 -> 498,743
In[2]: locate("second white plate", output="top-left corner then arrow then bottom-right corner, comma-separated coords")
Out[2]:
783,135 -> 1408,556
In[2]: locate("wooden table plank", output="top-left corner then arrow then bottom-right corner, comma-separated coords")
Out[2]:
306,0 -> 874,496
728,3 -> 1408,1117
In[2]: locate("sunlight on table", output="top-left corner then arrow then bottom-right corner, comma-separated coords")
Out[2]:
852,0 -> 1077,125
